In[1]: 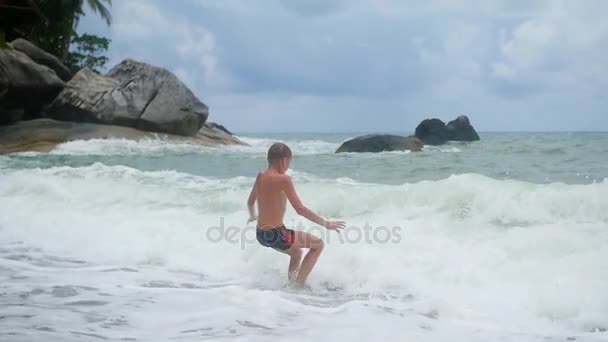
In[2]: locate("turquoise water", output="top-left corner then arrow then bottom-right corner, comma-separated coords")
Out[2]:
3,132 -> 607,184
1,132 -> 607,341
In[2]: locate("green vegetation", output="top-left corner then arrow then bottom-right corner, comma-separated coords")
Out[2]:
65,33 -> 111,73
29,0 -> 112,60
2,0 -> 112,70
0,31 -> 7,49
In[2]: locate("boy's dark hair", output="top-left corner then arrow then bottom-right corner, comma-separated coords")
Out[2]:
267,142 -> 292,163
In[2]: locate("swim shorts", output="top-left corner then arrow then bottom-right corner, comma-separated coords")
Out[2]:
256,225 -> 295,251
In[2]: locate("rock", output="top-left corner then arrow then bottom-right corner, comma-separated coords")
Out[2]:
0,108 -> 23,126
46,68 -> 128,124
10,38 -> 72,82
107,59 -> 208,136
0,48 -> 64,123
199,122 -> 240,144
415,115 -> 480,145
335,134 -> 423,153
206,122 -> 234,135
0,119 -> 246,154
414,118 -> 449,145
48,59 -> 209,137
446,115 -> 480,141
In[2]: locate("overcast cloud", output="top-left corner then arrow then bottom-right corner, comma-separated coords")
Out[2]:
78,0 -> 608,132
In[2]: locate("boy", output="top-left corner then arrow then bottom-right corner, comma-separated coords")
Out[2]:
247,142 -> 346,287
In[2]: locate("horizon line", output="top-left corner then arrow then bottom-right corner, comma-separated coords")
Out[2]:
231,130 -> 608,135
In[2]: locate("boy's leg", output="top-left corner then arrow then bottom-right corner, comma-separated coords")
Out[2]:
286,230 -> 324,286
285,247 -> 302,282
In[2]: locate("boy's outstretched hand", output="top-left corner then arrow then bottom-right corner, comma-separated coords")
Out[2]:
326,220 -> 346,231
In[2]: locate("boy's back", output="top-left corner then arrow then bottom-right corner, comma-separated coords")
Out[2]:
255,170 -> 288,230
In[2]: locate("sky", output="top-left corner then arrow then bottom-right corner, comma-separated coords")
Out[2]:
78,0 -> 608,133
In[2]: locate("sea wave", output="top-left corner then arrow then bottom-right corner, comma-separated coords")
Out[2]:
19,136 -> 342,157
4,135 -> 470,158
1,163 -> 607,336
1,163 -> 606,222
233,136 -> 339,155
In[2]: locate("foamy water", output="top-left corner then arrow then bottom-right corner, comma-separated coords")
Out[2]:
1,132 -> 607,341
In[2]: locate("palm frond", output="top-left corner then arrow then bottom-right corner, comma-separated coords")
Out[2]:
86,0 -> 112,25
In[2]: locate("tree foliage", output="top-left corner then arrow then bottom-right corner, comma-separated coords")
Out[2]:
15,0 -> 112,60
0,31 -> 7,49
64,33 -> 111,73
83,0 -> 112,26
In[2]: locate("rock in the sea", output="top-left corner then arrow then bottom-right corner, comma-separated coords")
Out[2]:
335,134 -> 423,153
415,115 -> 479,145
199,122 -> 239,144
414,118 -> 449,145
48,59 -> 209,137
107,59 -> 209,135
0,48 -> 64,124
446,115 -> 480,141
0,108 -> 24,125
47,68 -> 128,124
0,118 -> 245,154
10,38 -> 72,82
206,122 -> 234,135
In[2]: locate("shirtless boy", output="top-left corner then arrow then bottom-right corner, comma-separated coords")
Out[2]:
247,142 -> 346,287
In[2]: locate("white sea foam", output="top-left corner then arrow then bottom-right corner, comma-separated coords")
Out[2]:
235,136 -> 338,155
3,136 -> 340,158
422,145 -> 463,153
1,162 -> 607,340
50,137 -> 219,156
11,135 -> 468,158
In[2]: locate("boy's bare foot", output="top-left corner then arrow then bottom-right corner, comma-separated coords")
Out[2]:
291,282 -> 311,291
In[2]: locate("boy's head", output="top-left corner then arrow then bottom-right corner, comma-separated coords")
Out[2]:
267,142 -> 292,172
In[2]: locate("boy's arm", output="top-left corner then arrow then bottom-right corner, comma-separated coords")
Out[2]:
282,176 -> 345,230
247,173 -> 260,223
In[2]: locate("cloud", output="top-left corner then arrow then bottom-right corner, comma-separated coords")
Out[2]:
110,0 -> 237,93
191,1 -> 434,98
489,1 -> 608,96
279,0 -> 347,16
77,0 -> 608,131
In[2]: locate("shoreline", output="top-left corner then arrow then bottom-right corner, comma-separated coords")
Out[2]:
0,118 -> 246,154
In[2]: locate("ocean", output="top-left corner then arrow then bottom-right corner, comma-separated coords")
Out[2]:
1,132 -> 607,341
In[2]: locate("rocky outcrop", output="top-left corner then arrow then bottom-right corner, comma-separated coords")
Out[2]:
10,38 -> 72,82
446,115 -> 480,142
47,68 -> 132,125
340,115 -> 480,153
0,47 -> 64,125
206,122 -> 234,135
108,59 -> 209,135
48,59 -> 209,137
336,134 -> 423,153
415,115 -> 479,145
414,118 -> 450,145
0,119 -> 245,154
199,122 -> 240,144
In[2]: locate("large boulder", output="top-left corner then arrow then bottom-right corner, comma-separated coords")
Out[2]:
107,59 -> 209,135
335,134 -> 423,153
47,59 -> 209,136
47,68 -> 130,124
10,38 -> 72,82
0,48 -> 64,125
414,118 -> 449,145
446,115 -> 480,141
415,115 -> 480,145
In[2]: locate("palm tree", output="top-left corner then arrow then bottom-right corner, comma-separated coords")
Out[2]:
80,0 -> 112,26
25,0 -> 112,60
